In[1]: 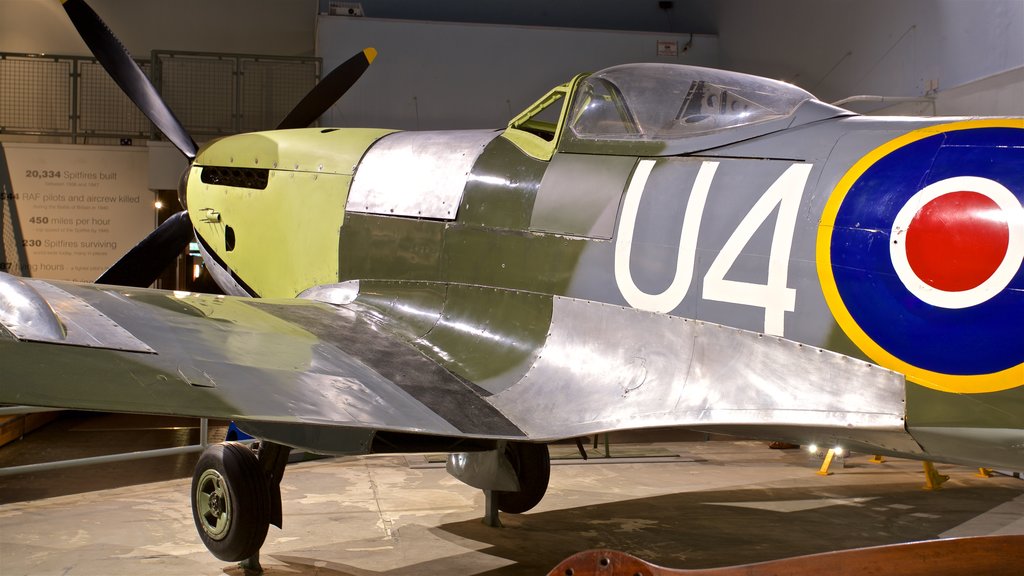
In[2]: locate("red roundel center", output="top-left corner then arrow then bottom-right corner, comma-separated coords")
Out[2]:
905,191 -> 1010,292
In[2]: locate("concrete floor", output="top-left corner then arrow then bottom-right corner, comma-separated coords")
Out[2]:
1,431 -> 1022,576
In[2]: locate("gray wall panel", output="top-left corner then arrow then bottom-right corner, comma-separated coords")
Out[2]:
316,17 -> 718,131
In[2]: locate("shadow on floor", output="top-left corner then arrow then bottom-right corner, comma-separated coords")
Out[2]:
254,482 -> 1022,575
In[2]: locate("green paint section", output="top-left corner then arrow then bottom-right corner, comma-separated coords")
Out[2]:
906,383 -> 1024,430
190,128 -> 392,297
0,338 -> 241,418
190,169 -> 349,297
195,128 -> 394,173
459,136 -> 546,231
351,280 -> 447,341
124,291 -> 316,373
443,224 -> 588,295
338,214 -> 445,282
348,281 -> 552,396
501,74 -> 587,162
334,165 -> 588,391
417,285 -> 552,395
197,298 -> 317,369
92,287 -> 320,374
326,122 -> 591,392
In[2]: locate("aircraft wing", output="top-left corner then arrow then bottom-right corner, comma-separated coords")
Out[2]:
0,273 -> 922,456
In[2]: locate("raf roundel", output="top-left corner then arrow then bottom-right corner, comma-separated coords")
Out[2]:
818,120 -> 1024,394
891,175 -> 1024,309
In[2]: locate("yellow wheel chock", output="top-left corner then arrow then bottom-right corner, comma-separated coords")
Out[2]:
922,461 -> 950,490
817,448 -> 837,476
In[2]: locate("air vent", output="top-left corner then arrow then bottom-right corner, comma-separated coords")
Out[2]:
200,166 -> 270,190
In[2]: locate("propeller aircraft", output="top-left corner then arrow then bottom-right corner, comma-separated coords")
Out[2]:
0,0 -> 1021,565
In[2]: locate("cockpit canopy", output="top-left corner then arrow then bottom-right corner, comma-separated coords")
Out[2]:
502,62 -> 846,159
567,63 -> 815,141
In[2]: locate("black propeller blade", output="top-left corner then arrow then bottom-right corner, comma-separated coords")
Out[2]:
61,0 -> 197,286
62,0 -> 198,160
63,0 -> 376,287
96,211 -> 193,287
277,48 -> 377,129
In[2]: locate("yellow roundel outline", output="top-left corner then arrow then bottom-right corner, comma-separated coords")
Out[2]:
817,118 -> 1024,394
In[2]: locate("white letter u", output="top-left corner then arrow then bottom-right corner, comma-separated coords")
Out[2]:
614,160 -> 718,313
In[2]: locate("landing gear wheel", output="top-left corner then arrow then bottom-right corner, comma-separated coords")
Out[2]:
495,442 -> 550,514
191,442 -> 271,562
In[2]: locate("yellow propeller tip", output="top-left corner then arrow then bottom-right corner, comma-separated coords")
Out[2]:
364,47 -> 378,63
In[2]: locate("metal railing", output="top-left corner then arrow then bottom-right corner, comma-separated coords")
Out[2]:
0,50 -> 321,143
0,406 -> 250,477
152,51 -> 321,137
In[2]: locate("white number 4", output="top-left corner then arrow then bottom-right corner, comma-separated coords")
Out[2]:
702,163 -> 813,336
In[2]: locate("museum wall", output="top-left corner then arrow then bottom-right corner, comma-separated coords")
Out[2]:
714,0 -> 1024,115
316,0 -> 717,35
0,0 -> 318,57
315,17 -> 719,130
928,66 -> 1024,116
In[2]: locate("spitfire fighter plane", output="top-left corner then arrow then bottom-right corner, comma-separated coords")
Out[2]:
1,0 -> 1022,564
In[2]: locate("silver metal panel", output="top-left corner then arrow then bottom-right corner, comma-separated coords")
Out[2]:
490,296 -> 919,453
0,273 -> 153,353
298,281 -> 360,305
188,356 -> 461,436
0,273 -> 65,342
29,281 -> 155,353
348,130 -> 499,220
446,447 -> 519,491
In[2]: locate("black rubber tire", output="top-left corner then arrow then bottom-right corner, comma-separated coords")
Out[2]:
495,442 -> 550,514
191,442 -> 270,562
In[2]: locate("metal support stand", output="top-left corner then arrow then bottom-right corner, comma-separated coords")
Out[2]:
922,461 -> 949,490
574,438 -> 588,460
483,490 -> 502,527
200,418 -> 209,447
590,434 -> 611,458
239,552 -> 263,575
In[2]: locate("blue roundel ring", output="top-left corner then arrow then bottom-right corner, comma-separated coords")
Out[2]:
817,119 -> 1024,394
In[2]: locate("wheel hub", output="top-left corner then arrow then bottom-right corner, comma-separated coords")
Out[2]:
208,493 -> 223,516
195,469 -> 232,540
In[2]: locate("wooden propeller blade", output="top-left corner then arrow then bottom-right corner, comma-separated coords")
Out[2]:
547,535 -> 1024,576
